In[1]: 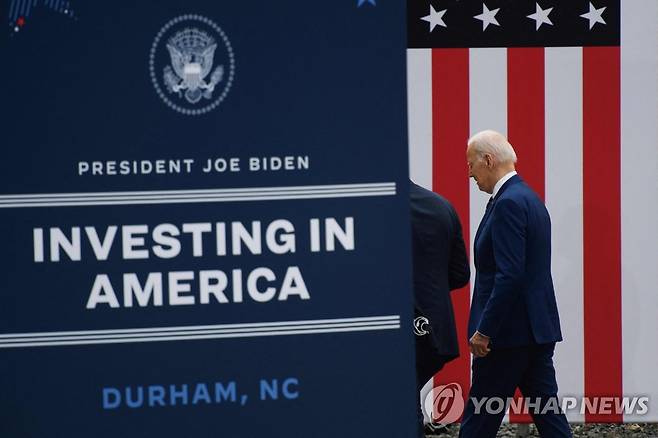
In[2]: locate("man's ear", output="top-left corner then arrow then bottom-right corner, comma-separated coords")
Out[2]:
484,153 -> 494,168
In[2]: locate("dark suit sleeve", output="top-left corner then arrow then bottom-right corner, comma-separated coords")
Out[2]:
448,208 -> 470,290
477,198 -> 527,339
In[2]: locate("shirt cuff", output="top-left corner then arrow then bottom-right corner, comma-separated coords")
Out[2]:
475,330 -> 490,339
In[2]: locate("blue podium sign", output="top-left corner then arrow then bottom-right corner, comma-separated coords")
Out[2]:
1,2 -> 415,437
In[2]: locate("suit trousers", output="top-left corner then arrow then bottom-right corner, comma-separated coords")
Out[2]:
416,334 -> 449,438
459,343 -> 571,438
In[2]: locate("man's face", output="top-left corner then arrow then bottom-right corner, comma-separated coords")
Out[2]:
467,146 -> 494,194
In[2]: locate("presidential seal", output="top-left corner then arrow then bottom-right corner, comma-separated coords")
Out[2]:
150,15 -> 235,116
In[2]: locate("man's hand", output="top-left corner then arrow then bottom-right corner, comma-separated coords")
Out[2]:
469,331 -> 491,357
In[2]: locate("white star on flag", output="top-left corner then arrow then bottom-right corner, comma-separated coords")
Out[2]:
421,5 -> 447,31
580,2 -> 606,29
527,2 -> 553,30
474,3 -> 500,31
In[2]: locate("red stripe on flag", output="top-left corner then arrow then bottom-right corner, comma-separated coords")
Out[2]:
583,46 -> 622,423
507,48 -> 546,200
430,48 -> 471,421
507,47 -> 546,423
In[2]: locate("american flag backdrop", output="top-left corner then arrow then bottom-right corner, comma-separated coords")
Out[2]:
407,0 -> 658,423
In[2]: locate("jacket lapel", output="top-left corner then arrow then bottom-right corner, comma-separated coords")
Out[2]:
474,175 -> 522,246
495,174 -> 521,199
474,198 -> 494,245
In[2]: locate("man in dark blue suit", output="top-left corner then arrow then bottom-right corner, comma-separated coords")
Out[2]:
459,131 -> 571,438
410,181 -> 470,437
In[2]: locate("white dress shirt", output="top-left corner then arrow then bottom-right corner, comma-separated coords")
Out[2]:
492,170 -> 517,199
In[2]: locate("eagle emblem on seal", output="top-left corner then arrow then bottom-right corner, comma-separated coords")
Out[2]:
163,27 -> 224,104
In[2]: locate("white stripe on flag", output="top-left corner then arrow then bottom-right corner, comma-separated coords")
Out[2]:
407,49 -> 433,190
621,0 -> 658,423
468,48 -> 508,288
545,46 -> 585,423
468,47 -> 509,421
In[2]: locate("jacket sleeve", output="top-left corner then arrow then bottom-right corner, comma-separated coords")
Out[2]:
448,207 -> 470,290
477,198 -> 527,339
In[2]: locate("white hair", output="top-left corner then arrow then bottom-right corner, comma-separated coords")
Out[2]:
467,130 -> 518,164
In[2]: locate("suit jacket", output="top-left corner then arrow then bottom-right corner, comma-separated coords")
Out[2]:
410,182 -> 470,361
469,174 -> 563,348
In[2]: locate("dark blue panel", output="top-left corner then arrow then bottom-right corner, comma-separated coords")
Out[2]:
1,2 -> 415,437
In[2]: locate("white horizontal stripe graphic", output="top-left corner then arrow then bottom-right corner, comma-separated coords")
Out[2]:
0,315 -> 400,339
0,183 -> 395,200
0,183 -> 396,208
0,316 -> 401,348
0,326 -> 401,348
0,323 -> 400,345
